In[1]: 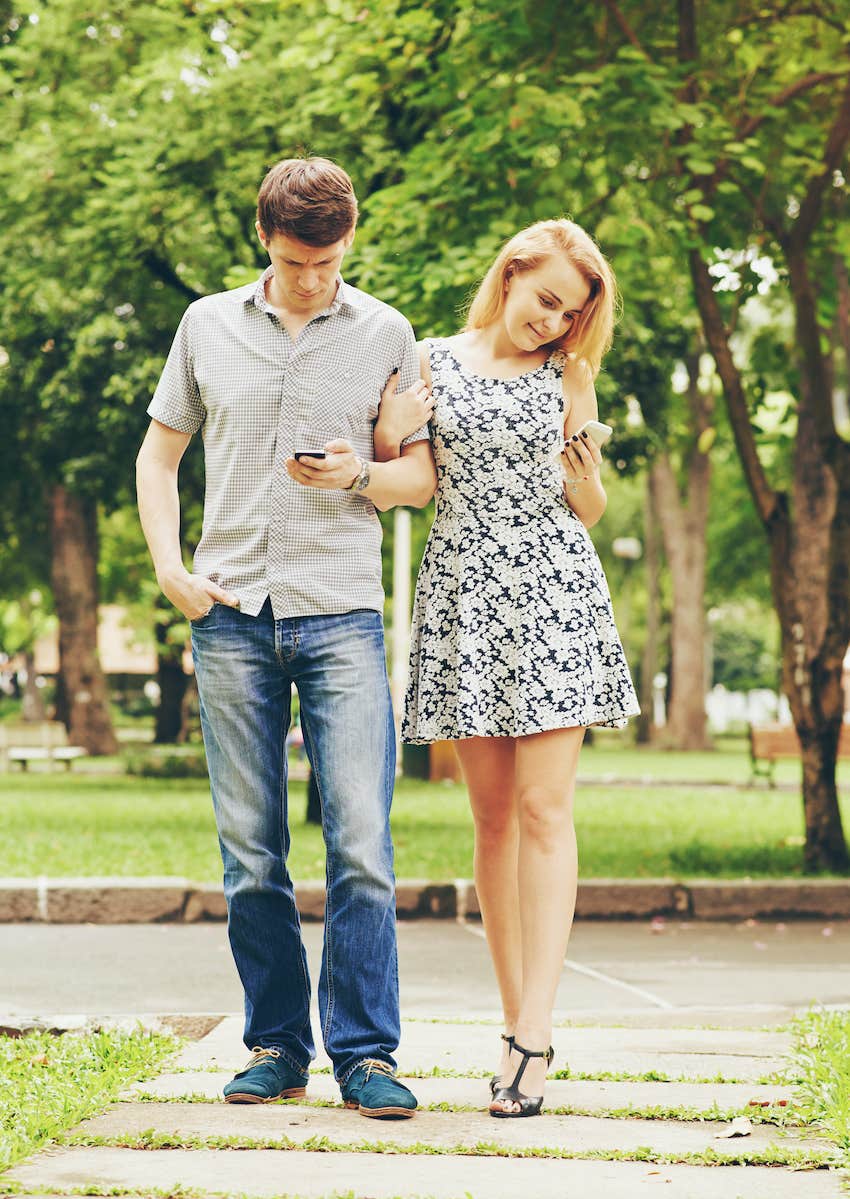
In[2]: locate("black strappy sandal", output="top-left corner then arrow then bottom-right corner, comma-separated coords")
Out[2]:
489,1040 -> 554,1118
489,1033 -> 515,1097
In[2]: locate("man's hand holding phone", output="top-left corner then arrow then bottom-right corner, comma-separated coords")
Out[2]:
286,440 -> 362,490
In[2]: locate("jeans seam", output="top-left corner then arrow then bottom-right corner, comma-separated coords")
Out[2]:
301,713 -> 335,1047
276,660 -> 312,1054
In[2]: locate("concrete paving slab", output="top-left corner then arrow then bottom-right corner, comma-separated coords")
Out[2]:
70,1100 -> 827,1161
7,1146 -> 844,1198
174,1016 -> 789,1082
127,1069 -> 796,1113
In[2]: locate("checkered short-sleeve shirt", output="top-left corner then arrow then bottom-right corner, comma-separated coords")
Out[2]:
148,267 -> 429,619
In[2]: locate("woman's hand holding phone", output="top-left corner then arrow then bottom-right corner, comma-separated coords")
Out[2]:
559,419 -> 611,494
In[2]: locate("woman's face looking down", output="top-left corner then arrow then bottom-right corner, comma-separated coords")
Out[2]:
502,255 -> 591,352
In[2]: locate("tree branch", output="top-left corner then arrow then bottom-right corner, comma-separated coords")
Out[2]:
703,70 -> 849,207
688,247 -> 780,529
792,69 -> 850,248
597,0 -> 650,57
738,70 -> 850,140
736,2 -> 848,35
142,252 -> 203,302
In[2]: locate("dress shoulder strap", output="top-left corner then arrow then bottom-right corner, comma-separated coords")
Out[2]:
548,350 -> 571,432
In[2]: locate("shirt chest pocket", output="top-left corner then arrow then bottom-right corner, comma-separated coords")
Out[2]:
306,357 -> 383,437
337,358 -> 383,423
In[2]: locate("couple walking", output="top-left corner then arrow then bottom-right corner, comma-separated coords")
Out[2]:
137,156 -> 638,1120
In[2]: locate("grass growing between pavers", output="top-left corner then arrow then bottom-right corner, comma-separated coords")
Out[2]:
53,1129 -> 838,1169
131,1089 -> 800,1127
2,773 -> 848,880
0,1189 -> 375,1199
0,1026 -> 178,1176
786,1009 -> 850,1174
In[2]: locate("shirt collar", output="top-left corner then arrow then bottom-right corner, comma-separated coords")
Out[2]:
248,266 -> 358,317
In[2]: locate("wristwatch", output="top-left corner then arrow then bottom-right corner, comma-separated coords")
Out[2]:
347,457 -> 371,493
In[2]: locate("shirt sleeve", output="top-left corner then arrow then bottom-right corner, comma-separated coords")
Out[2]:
395,319 -> 431,447
147,305 -> 206,435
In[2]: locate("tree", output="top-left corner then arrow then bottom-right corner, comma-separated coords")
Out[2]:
353,0 -> 850,869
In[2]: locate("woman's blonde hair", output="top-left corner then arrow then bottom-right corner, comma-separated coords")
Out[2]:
464,219 -> 619,377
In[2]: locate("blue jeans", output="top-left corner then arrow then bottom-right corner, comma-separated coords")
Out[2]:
191,600 -> 399,1083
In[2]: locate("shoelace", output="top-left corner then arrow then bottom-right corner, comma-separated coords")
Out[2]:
362,1059 -> 395,1082
245,1046 -> 281,1069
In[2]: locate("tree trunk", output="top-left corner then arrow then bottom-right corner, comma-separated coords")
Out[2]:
306,769 -> 322,825
649,354 -> 713,750
48,485 -> 117,754
177,672 -> 200,744
778,243 -> 850,872
688,245 -> 850,872
21,649 -> 46,722
154,601 -> 188,744
636,470 -> 662,744
678,0 -> 850,870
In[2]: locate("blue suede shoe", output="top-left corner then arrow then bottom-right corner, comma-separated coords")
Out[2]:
223,1046 -> 308,1104
341,1059 -> 417,1119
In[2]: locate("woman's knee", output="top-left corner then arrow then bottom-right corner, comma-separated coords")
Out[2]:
517,785 -> 571,846
470,788 -> 516,846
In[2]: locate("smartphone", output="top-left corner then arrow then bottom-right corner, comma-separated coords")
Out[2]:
294,451 -> 327,461
574,419 -> 613,448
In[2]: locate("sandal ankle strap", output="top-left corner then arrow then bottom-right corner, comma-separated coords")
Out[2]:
511,1040 -> 554,1063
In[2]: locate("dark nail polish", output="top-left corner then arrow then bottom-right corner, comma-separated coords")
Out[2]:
572,434 -> 579,442
392,366 -> 399,375
581,430 -> 589,438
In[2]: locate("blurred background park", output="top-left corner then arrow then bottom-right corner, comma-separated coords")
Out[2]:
1,0 -> 849,882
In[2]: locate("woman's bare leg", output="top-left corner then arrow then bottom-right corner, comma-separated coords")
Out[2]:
492,725 -> 584,1112
454,735 -> 519,1076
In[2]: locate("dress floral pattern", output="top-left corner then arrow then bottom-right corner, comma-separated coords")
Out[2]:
401,340 -> 640,743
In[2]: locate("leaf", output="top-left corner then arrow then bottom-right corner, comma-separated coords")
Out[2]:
714,1116 -> 753,1139
697,427 -> 716,453
686,159 -> 716,176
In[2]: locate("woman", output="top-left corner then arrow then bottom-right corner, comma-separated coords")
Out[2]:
375,219 -> 639,1117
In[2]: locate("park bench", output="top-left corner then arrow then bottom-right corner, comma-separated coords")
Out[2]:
0,721 -> 88,772
748,721 -> 850,787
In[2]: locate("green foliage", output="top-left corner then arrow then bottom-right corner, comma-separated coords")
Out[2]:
0,1024 -> 177,1173
787,1009 -> 850,1168
124,745 -> 208,778
1,0 -> 845,672
710,603 -> 780,692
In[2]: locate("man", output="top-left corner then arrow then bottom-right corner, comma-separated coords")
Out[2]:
136,156 -> 435,1118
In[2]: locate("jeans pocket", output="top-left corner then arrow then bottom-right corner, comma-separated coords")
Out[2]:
190,602 -> 219,628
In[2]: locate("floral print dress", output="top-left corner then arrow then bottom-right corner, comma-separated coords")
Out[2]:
401,340 -> 639,743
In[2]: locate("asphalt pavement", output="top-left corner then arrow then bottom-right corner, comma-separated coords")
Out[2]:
2,918 -> 849,1026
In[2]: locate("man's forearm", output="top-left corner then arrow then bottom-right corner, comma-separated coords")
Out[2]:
136,458 -> 185,582
361,456 -> 436,511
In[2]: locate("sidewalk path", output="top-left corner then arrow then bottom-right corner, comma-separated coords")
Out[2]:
3,919 -> 850,1196
5,1013 -> 845,1198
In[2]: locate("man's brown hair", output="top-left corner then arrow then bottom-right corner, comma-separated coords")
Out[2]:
257,157 -> 358,246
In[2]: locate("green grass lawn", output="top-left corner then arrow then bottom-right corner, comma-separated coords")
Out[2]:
1,763 -> 848,880
0,1025 -> 176,1173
